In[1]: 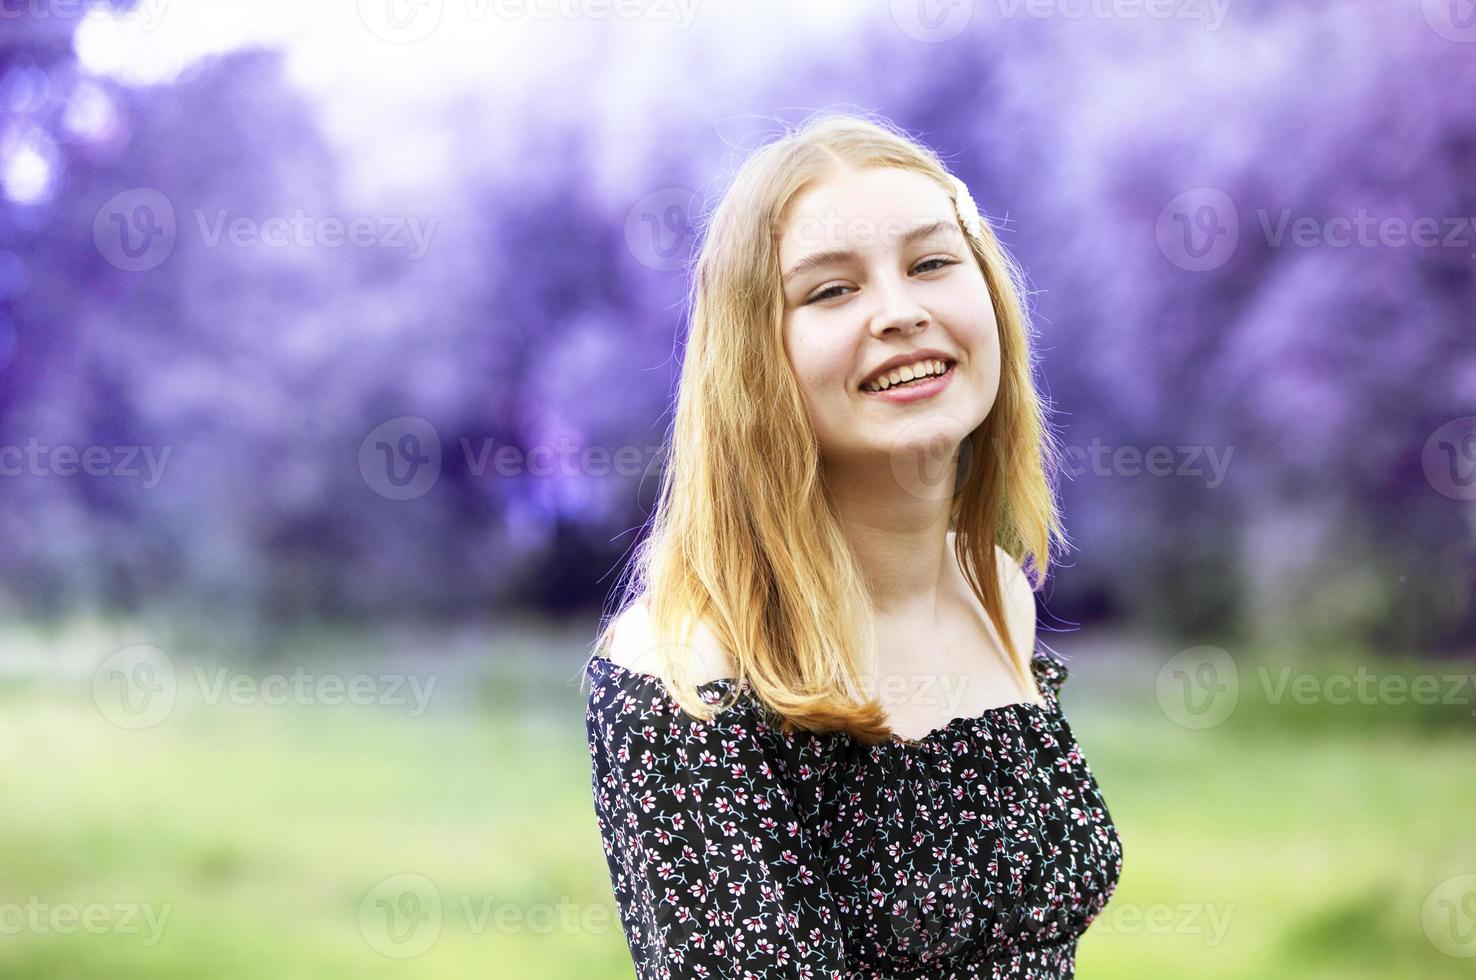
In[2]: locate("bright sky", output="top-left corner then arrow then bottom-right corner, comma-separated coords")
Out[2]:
69,0 -> 875,203
73,0 -> 875,109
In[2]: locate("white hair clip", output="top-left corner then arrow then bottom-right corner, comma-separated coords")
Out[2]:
949,173 -> 984,241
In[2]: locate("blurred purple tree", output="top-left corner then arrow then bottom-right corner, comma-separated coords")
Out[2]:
0,1 -> 1470,657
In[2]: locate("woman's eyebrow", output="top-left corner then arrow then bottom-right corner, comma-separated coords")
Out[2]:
780,219 -> 956,285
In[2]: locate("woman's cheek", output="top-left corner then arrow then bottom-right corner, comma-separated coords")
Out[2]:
817,356 -> 856,407
790,329 -> 847,399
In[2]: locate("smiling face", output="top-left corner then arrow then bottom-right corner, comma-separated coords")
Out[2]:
777,165 -> 1002,474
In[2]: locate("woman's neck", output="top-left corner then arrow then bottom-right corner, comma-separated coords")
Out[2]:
823,460 -> 958,623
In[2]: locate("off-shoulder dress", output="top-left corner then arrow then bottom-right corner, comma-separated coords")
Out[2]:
583,643 -> 1123,979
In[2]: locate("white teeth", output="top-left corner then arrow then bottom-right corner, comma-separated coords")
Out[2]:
863,359 -> 951,392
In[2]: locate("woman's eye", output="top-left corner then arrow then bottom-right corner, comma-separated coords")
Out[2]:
803,285 -> 849,305
801,259 -> 957,306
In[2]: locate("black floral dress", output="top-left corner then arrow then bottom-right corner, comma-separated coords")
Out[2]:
583,643 -> 1123,979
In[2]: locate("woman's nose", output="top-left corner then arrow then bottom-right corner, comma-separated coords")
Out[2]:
868,275 -> 930,338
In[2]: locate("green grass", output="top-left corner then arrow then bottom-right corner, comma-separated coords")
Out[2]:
2,636 -> 1473,978
1068,649 -> 1476,980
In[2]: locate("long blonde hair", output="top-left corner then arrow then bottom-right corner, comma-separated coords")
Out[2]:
590,111 -> 1067,744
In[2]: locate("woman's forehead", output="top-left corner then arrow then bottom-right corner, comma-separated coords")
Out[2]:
777,168 -> 955,259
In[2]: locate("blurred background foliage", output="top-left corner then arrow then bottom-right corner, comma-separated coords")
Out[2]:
1,1 -> 1473,978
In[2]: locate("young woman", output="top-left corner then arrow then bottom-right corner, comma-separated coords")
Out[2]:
582,112 -> 1123,979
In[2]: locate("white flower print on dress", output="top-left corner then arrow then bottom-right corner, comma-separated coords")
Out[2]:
585,643 -> 1123,979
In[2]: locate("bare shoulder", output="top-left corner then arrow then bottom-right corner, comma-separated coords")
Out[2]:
601,597 -> 738,685
993,543 -> 1039,657
945,533 -> 1035,598
948,533 -> 1038,660
992,543 -> 1034,600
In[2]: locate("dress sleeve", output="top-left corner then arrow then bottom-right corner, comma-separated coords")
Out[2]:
584,659 -> 847,980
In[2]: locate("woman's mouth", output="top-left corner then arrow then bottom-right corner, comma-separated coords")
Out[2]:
859,358 -> 956,404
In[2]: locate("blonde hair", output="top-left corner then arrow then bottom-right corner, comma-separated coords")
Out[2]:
590,111 -> 1067,745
